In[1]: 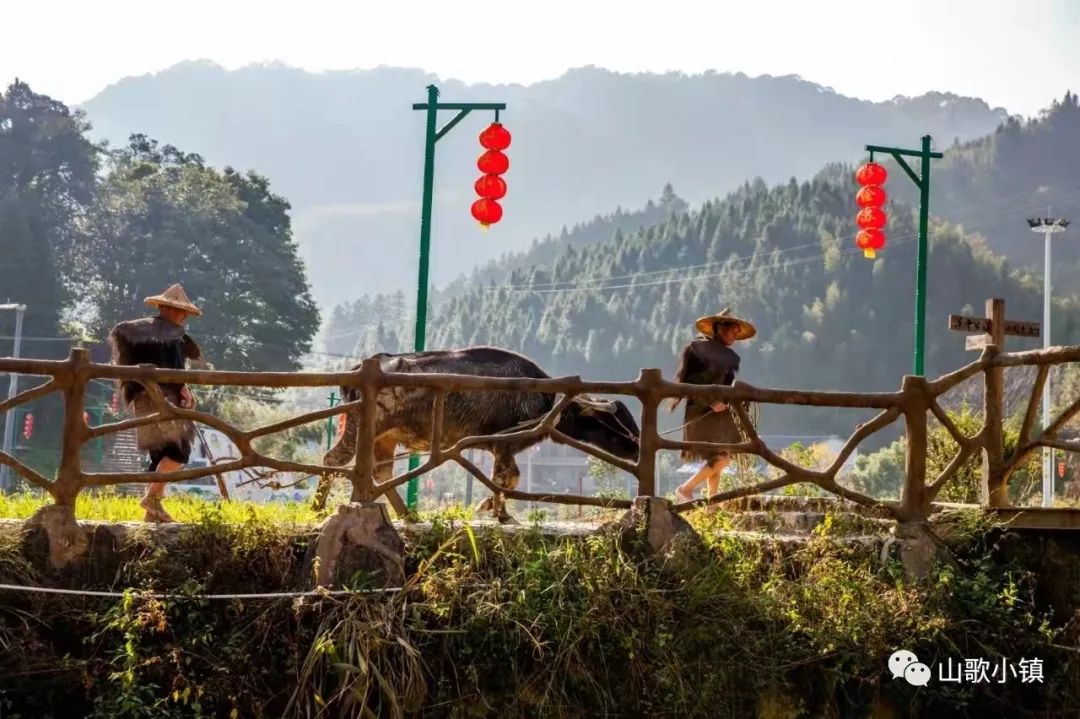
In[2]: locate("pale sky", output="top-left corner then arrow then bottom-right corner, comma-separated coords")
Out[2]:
4,0 -> 1078,117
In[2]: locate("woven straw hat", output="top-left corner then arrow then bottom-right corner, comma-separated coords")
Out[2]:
695,308 -> 756,341
144,284 -> 202,316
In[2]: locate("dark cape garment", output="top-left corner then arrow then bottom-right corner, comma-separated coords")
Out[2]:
108,317 -> 202,470
674,336 -> 743,463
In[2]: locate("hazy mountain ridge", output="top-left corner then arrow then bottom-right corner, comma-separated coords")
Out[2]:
78,62 -> 1011,305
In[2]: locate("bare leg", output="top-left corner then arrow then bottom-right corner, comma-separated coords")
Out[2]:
141,458 -> 182,523
675,456 -> 727,503
703,456 -> 732,514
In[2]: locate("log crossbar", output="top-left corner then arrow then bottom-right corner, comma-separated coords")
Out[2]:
2,344 -> 1079,522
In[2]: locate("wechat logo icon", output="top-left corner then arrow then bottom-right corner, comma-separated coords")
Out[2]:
889,650 -> 931,687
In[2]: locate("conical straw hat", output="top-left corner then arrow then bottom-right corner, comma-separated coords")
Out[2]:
144,284 -> 202,316
694,308 -> 755,340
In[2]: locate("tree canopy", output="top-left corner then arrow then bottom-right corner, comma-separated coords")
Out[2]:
0,81 -> 321,373
77,135 -> 319,370
0,79 -> 98,343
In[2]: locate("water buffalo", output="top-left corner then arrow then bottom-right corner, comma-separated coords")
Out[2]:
317,346 -> 640,520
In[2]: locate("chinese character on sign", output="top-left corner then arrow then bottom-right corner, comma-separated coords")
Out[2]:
990,657 -> 1010,684
964,658 -> 991,683
1017,658 -> 1044,684
938,657 -> 962,683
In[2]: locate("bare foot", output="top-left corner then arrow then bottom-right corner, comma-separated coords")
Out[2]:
140,497 -> 175,523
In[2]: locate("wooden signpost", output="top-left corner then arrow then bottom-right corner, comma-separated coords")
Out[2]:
948,298 -> 1040,506
948,309 -> 1040,350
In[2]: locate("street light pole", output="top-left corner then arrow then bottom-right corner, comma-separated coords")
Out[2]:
0,303 -> 26,492
408,85 -> 506,512
864,137 -> 943,376
1028,216 -> 1070,507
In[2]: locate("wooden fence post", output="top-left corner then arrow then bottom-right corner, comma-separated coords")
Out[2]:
982,298 -> 1007,506
350,358 -> 381,503
636,368 -> 662,497
983,346 -> 1007,506
898,375 -> 929,522
53,348 -> 89,506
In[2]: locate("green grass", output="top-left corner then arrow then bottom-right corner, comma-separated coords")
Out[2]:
0,491 -> 326,524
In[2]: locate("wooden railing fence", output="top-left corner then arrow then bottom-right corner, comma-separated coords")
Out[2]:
2,344 -> 1080,523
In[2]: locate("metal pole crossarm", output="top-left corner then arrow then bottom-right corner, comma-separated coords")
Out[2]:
434,109 -> 472,143
411,102 -> 507,112
865,143 -> 944,160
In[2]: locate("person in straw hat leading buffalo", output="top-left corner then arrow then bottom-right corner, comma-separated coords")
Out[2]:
671,308 -> 756,505
108,284 -> 204,523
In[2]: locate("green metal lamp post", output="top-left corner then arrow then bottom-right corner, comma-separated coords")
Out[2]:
326,391 -> 338,451
408,85 -> 506,511
864,136 -> 943,376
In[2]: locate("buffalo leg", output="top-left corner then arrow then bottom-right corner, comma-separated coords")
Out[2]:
374,435 -> 410,517
477,449 -> 519,523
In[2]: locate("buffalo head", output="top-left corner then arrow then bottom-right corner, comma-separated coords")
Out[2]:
556,395 -> 640,460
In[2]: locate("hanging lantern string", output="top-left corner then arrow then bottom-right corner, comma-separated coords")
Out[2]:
495,109 -> 500,123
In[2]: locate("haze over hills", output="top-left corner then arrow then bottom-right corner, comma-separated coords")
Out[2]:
78,61 -> 1011,306
321,98 -> 1080,439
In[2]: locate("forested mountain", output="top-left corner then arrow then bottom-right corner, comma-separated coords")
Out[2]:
323,184 -> 689,358
849,93 -> 1080,273
78,62 -> 1009,304
325,172 -> 1080,438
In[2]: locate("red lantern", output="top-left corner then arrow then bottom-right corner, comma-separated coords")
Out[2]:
855,229 -> 886,259
479,122 -> 511,151
1059,461 -> 1066,478
474,174 -> 507,200
855,162 -> 887,186
856,207 -> 887,230
336,414 -> 346,439
471,198 -> 503,227
22,413 -> 33,440
856,185 -> 887,208
477,150 -> 509,175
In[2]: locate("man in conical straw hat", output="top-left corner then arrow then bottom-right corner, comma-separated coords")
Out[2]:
670,308 -> 756,507
108,284 -> 203,522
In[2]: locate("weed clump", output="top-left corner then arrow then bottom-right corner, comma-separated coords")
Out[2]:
0,506 -> 1074,718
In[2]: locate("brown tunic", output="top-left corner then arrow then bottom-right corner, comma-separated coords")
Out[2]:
108,317 -> 202,454
673,336 -> 743,461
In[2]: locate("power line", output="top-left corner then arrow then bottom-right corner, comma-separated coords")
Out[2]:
482,185 -> 1080,294
484,189 -> 1080,297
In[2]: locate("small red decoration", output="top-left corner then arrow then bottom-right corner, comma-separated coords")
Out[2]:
856,185 -> 887,208
855,161 -> 887,186
111,391 -> 120,413
472,121 -> 510,227
477,150 -> 509,175
471,198 -> 503,227
475,174 -> 507,200
479,122 -> 511,151
854,161 -> 888,258
22,413 -> 33,440
856,207 -> 887,230
1059,461 -> 1066,478
855,229 -> 886,259
336,414 -> 346,439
